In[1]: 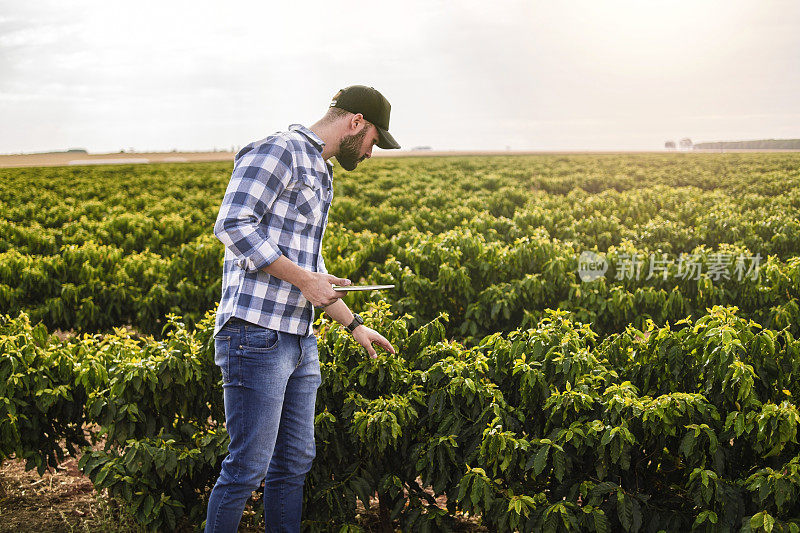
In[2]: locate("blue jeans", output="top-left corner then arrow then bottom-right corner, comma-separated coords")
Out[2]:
205,317 -> 322,533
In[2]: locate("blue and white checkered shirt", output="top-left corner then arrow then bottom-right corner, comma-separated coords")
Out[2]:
213,124 -> 333,337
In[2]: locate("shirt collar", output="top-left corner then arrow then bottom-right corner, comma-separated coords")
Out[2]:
288,124 -> 325,152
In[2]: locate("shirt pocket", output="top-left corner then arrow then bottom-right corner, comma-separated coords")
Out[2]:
294,172 -> 322,220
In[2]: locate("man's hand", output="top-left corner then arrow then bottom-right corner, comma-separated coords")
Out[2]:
352,325 -> 396,359
299,272 -> 351,307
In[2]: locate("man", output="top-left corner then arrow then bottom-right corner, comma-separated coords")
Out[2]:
205,85 -> 400,532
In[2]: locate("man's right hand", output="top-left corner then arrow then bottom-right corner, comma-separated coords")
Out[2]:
299,272 -> 351,307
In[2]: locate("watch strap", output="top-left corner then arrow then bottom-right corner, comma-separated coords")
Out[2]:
346,313 -> 364,333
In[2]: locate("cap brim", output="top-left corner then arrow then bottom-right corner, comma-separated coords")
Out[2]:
376,126 -> 400,149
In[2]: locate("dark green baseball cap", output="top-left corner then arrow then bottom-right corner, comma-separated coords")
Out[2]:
330,85 -> 400,149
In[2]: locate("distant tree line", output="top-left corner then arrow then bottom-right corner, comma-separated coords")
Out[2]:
693,139 -> 800,150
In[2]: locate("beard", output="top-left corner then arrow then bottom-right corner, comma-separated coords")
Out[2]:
336,127 -> 368,171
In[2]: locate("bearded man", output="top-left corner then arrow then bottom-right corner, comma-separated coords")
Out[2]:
205,85 -> 400,532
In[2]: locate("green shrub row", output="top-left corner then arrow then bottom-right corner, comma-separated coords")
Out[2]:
3,304 -> 800,531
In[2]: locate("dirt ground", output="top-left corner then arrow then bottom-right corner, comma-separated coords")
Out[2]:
0,453 -> 487,533
0,151 -> 238,168
7,148 -> 786,169
0,455 -> 140,533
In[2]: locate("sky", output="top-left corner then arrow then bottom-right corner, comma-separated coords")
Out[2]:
1,0 -> 799,153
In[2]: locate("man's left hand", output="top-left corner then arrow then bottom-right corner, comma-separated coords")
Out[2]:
352,326 -> 395,359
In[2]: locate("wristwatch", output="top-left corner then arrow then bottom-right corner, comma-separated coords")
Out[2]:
346,313 -> 364,333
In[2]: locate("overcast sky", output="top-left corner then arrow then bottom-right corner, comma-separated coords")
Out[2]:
1,0 -> 799,153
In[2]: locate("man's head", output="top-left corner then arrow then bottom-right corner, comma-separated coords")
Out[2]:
318,85 -> 399,171
336,113 -> 378,171
317,106 -> 379,170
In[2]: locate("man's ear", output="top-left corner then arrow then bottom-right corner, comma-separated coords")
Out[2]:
349,113 -> 365,132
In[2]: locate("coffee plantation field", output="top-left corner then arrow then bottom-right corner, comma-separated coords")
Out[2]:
2,153 -> 800,532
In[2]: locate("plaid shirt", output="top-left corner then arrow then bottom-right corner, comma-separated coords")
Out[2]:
213,124 -> 333,337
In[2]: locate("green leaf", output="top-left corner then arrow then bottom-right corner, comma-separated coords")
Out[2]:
142,494 -> 155,519
617,490 -> 633,532
533,445 -> 549,476
764,512 -> 775,533
94,466 -> 109,486
601,428 -> 614,446
631,497 -> 642,532
593,508 -> 610,533
553,449 -> 566,482
735,412 -> 746,437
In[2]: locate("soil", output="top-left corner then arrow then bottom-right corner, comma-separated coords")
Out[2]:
0,152 -> 237,169
0,455 -> 130,533
10,148 -> 794,169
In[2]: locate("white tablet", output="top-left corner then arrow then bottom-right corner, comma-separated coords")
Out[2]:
332,284 -> 395,292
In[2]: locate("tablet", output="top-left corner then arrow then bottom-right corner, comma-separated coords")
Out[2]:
332,284 -> 395,292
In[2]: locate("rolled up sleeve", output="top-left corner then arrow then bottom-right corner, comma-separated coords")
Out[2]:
213,141 -> 294,272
